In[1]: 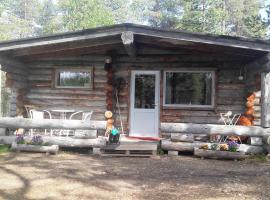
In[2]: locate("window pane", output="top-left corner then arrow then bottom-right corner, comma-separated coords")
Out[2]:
57,71 -> 91,88
165,72 -> 212,105
134,74 -> 155,109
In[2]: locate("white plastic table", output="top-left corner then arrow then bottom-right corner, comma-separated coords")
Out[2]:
51,109 -> 76,120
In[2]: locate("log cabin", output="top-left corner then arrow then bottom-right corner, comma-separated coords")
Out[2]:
0,23 -> 270,152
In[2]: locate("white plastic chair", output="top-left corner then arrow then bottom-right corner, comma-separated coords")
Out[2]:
68,111 -> 93,137
69,111 -> 93,121
29,109 -> 52,136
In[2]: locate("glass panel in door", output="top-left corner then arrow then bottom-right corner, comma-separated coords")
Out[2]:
134,74 -> 155,109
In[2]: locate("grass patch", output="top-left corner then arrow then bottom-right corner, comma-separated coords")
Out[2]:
249,154 -> 268,162
0,144 -> 11,154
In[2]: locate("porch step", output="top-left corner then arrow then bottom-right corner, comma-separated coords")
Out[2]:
99,149 -> 157,157
93,140 -> 158,157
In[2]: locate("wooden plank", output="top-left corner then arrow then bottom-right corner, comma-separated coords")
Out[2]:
102,144 -> 157,151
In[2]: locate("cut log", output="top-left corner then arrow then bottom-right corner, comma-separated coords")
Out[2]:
194,134 -> 209,142
73,130 -> 97,139
171,133 -> 194,142
238,144 -> 264,155
121,31 -> 136,57
0,136 -> 106,148
11,142 -> 59,154
194,148 -> 248,160
161,122 -> 266,136
248,137 -> 263,146
161,140 -> 203,152
0,117 -> 106,130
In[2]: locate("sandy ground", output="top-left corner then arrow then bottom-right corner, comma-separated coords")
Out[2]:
0,152 -> 270,200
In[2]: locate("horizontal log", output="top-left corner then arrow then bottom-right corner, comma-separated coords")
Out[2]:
28,75 -> 51,81
171,133 -> 194,142
25,99 -> 107,107
248,137 -> 263,146
238,144 -> 264,154
217,83 -> 245,90
0,117 -> 106,130
194,148 -> 248,159
29,88 -> 106,95
11,142 -> 59,154
162,140 -> 263,154
161,140 -> 202,152
162,116 -> 222,124
161,122 -> 267,136
217,89 -> 245,98
26,93 -> 106,101
0,136 -> 106,148
162,110 -> 218,117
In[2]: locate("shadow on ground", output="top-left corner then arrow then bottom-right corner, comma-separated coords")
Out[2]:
0,152 -> 270,200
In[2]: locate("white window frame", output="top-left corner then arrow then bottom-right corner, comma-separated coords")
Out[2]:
163,69 -> 215,108
54,67 -> 93,89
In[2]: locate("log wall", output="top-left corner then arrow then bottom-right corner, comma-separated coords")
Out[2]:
24,56 -> 108,120
1,61 -> 28,117
245,54 -> 270,126
4,53 -> 261,135
113,55 -> 247,134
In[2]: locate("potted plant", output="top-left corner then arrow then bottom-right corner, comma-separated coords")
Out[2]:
11,135 -> 59,154
194,141 -> 247,160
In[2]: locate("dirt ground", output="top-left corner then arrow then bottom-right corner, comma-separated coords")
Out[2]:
0,152 -> 270,200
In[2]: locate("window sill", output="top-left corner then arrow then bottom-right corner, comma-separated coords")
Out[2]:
162,105 -> 215,111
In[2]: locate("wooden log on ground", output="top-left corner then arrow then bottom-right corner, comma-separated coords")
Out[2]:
161,140 -> 264,154
0,136 -> 106,148
171,133 -> 194,142
161,122 -> 266,136
0,117 -> 106,130
194,148 -> 248,160
238,144 -> 264,155
248,137 -> 263,146
161,140 -> 203,152
11,142 -> 59,154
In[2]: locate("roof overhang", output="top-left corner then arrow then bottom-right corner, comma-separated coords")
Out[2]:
0,23 -> 269,59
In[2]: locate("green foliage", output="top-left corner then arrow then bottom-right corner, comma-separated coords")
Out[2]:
0,144 -> 10,154
148,0 -> 184,29
249,154 -> 268,162
58,0 -> 115,31
0,0 -> 268,41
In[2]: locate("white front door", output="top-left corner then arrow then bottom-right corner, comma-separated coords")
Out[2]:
129,71 -> 159,137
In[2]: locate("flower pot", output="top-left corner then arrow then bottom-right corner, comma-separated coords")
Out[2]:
11,142 -> 59,154
194,147 -> 248,160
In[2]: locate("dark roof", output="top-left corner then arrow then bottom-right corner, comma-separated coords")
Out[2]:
0,23 -> 269,60
0,23 -> 270,52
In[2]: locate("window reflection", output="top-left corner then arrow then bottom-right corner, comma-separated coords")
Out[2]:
134,74 -> 155,109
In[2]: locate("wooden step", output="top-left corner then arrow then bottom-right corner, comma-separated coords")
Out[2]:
100,149 -> 157,157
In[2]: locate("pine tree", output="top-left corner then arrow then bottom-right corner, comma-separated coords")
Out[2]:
58,0 -> 115,31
